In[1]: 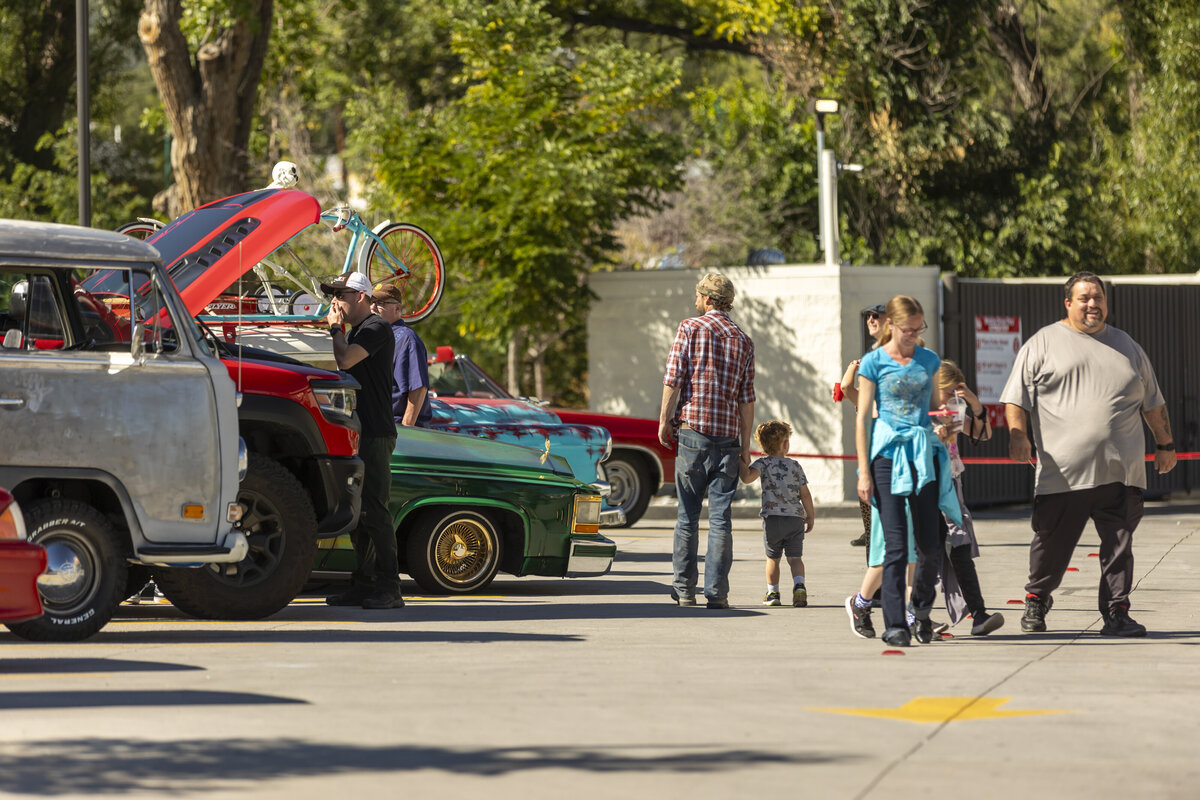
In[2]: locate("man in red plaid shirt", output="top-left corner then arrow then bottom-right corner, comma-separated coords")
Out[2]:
659,273 -> 755,609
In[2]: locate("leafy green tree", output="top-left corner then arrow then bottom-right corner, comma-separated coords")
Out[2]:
0,0 -> 155,225
351,0 -> 684,399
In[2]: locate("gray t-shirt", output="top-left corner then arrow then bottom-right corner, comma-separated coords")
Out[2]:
749,455 -> 808,518
999,321 -> 1165,494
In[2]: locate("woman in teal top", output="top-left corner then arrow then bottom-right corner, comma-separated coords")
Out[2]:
855,295 -> 960,647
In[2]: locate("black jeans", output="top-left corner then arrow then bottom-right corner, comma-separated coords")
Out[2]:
349,435 -> 400,595
1027,483 -> 1143,615
872,457 -> 942,633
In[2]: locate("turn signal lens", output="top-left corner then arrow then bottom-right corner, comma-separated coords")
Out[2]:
572,495 -> 602,535
0,488 -> 28,541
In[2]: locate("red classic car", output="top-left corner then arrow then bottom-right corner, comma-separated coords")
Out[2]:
428,347 -> 674,526
0,487 -> 47,628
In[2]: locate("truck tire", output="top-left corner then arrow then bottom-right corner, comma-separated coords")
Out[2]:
5,498 -> 128,642
406,509 -> 501,593
604,451 -> 653,527
154,453 -> 317,619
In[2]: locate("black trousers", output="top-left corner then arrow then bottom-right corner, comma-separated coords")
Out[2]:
1026,482 -> 1143,615
872,457 -> 942,633
350,434 -> 400,595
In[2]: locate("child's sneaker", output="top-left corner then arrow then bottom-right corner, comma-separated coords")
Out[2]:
762,590 -> 782,606
845,595 -> 875,639
792,584 -> 808,607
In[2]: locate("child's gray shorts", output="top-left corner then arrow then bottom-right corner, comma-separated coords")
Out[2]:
763,514 -> 806,559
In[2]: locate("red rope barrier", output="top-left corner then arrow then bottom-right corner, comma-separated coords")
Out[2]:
777,452 -> 1200,464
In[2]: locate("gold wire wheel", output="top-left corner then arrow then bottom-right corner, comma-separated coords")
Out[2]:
432,515 -> 497,586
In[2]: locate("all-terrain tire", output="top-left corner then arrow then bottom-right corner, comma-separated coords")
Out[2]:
406,508 -> 502,594
5,498 -> 128,642
154,453 -> 317,619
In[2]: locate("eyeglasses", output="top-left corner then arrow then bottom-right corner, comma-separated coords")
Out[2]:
896,322 -> 928,336
371,300 -> 400,308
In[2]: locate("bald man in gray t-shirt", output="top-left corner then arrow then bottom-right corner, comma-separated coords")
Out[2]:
1000,272 -> 1175,637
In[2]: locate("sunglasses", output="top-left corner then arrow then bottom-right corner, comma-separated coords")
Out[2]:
332,290 -> 359,300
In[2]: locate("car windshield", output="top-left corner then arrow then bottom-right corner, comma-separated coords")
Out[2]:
429,356 -> 510,399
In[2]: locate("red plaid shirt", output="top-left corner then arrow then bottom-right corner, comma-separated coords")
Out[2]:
663,310 -> 755,438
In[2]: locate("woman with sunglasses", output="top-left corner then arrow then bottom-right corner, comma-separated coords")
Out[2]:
853,295 -> 961,646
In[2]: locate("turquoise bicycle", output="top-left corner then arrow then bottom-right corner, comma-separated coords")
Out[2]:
117,162 -> 445,323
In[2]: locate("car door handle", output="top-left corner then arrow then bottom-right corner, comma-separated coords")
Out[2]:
0,396 -> 26,409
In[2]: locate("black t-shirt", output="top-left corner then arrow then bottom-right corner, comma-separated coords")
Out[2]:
346,314 -> 396,438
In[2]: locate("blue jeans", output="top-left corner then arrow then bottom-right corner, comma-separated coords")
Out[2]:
672,428 -> 740,601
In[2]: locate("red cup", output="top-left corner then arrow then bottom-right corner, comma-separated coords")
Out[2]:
833,382 -> 844,402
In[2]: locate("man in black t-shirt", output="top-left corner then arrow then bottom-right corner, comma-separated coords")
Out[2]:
321,271 -> 403,610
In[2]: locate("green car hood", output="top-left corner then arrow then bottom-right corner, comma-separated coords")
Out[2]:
391,425 -> 580,483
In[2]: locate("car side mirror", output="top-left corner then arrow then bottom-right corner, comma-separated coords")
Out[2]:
9,280 -> 27,319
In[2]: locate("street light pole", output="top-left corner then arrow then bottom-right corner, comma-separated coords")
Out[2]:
76,0 -> 90,227
810,98 -> 840,259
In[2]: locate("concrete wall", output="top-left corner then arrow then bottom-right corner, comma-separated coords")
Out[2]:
587,264 -> 941,505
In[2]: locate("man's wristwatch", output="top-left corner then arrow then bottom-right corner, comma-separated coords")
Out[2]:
329,324 -> 343,335
1156,442 -> 1175,451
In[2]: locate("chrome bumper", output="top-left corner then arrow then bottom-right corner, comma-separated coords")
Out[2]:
566,535 -> 617,576
599,505 -> 626,527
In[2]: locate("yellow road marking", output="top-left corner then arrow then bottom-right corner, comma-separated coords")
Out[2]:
808,697 -> 1068,723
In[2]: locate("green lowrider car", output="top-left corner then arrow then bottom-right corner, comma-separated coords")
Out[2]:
312,426 -> 617,593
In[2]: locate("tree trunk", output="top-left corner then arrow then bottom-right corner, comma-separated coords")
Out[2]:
983,1 -> 1050,125
506,328 -> 524,397
138,0 -> 273,216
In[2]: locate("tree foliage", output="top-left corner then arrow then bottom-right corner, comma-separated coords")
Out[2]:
9,0 -> 1200,400
348,0 -> 683,398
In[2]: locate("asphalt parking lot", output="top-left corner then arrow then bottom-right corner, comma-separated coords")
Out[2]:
2,501 -> 1198,799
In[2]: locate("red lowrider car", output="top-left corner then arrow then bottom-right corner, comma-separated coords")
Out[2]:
428,347 -> 674,526
0,487 -> 47,628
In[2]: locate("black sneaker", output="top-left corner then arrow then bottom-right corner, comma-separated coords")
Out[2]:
326,585 -> 373,607
881,627 -> 912,647
1020,594 -> 1053,632
971,611 -> 1005,636
845,595 -> 876,639
792,585 -> 808,608
361,591 -> 405,610
706,598 -> 730,609
911,617 -> 933,644
1100,608 -> 1147,637
850,532 -> 869,547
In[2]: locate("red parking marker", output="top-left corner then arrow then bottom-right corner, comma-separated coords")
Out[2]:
1007,599 -> 1025,605
881,650 -> 906,656
1066,567 -> 1079,572
1088,553 -> 1100,557
940,632 -> 954,639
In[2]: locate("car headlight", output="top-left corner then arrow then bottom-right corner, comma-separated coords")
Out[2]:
572,494 -> 602,535
311,379 -> 357,423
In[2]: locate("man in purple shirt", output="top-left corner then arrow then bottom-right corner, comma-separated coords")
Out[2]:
659,272 -> 755,609
371,283 -> 432,427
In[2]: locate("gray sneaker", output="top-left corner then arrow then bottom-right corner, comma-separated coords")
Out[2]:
670,589 -> 696,606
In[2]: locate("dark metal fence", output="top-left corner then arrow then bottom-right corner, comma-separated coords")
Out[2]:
941,276 -> 1200,507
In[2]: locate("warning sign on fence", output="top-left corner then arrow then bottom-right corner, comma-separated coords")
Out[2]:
974,315 -> 1021,428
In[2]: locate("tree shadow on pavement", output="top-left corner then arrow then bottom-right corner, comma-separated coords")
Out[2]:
0,738 -> 850,795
